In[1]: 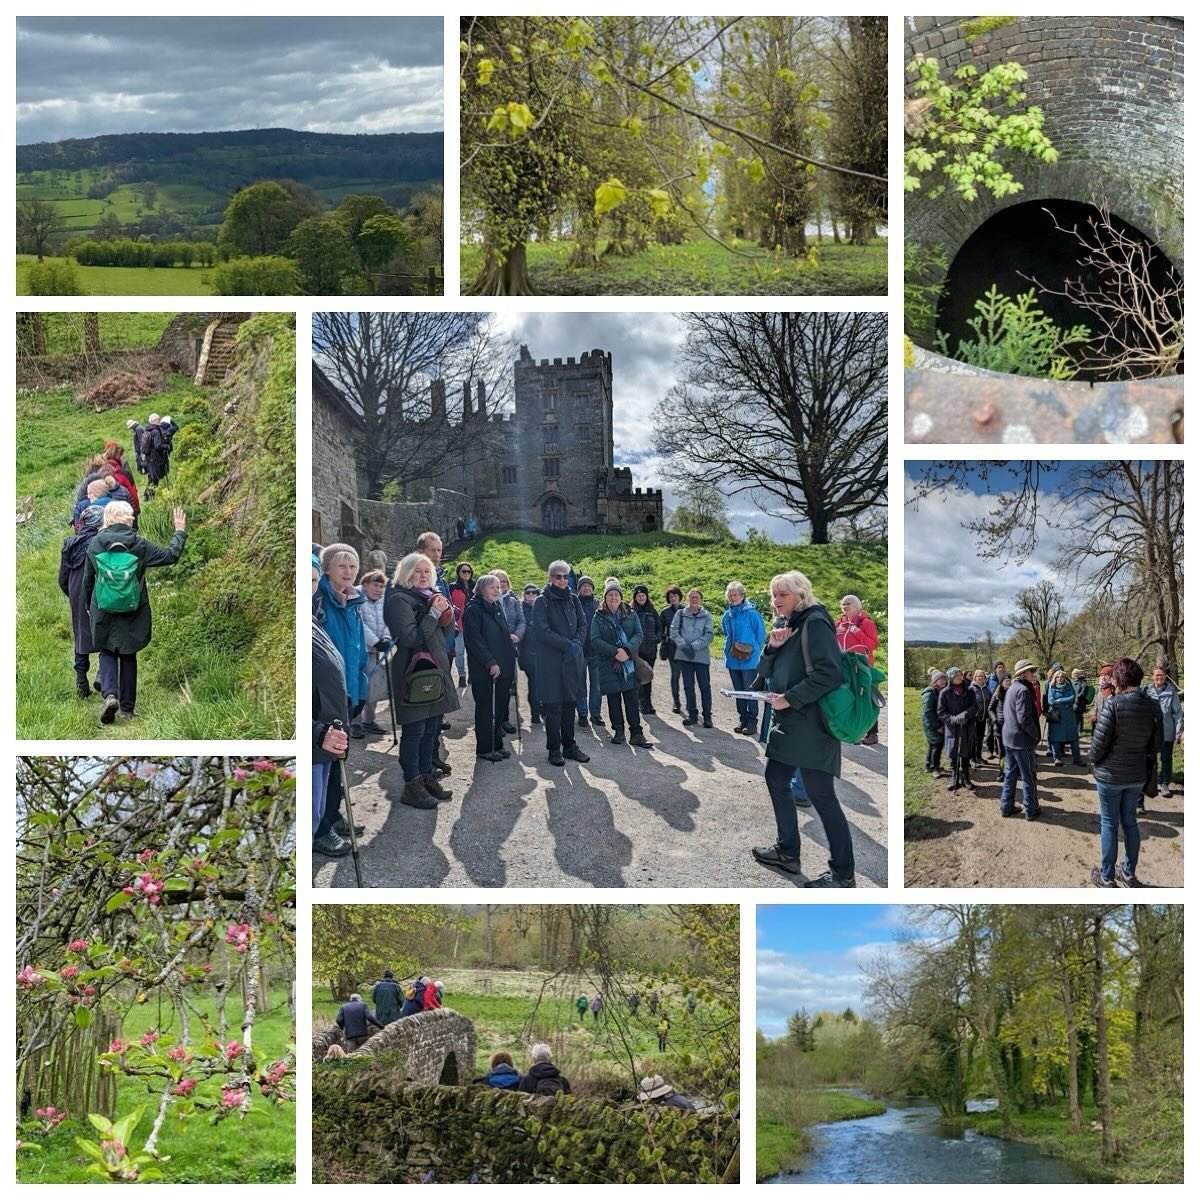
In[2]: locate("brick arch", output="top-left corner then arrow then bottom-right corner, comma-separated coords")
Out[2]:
313,1007 -> 478,1085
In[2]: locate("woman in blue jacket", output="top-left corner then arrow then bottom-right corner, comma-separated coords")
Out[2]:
315,543 -> 369,734
721,581 -> 767,735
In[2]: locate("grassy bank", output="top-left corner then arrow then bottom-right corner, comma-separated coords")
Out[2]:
460,237 -> 887,297
18,987 -> 295,1184
903,687 -> 931,816
756,1088 -> 885,1180
462,530 -> 888,681
18,255 -> 214,296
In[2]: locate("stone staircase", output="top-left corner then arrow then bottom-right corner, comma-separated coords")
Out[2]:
193,320 -> 240,386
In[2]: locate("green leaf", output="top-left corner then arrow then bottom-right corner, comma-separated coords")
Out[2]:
647,188 -> 671,218
29,812 -> 58,827
87,1114 -> 113,1137
593,177 -> 627,215
112,1106 -> 145,1148
105,891 -> 133,914
75,1005 -> 93,1030
75,1137 -> 106,1163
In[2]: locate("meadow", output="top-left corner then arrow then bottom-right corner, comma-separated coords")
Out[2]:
17,987 -> 295,1185
460,238 -> 888,297
17,255 -> 214,296
461,529 -> 888,679
756,1088 -> 885,1180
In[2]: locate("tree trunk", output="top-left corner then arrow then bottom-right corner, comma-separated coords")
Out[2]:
809,507 -> 830,544
83,313 -> 101,354
471,241 -> 532,296
17,312 -> 47,355
1091,916 -> 1116,1163
1063,974 -> 1082,1130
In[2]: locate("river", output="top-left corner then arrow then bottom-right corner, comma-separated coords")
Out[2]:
766,1097 -> 1089,1184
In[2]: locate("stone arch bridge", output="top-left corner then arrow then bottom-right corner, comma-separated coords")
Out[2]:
313,1007 -> 477,1085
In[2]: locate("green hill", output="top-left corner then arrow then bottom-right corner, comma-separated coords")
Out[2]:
460,530 -> 888,679
17,127 -> 442,240
16,314 -> 296,739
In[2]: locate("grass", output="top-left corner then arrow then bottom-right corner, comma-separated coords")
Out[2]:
462,529 -> 888,681
17,255 -> 214,296
903,687 -> 933,816
17,987 -> 295,1184
313,968 -> 723,1084
16,382 -> 287,739
756,1087 -> 886,1179
460,236 -> 888,296
35,312 -> 176,356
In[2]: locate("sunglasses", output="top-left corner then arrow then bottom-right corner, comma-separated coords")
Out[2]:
550,572 -> 568,580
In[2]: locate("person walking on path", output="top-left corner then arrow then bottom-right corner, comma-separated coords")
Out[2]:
659,586 -> 685,714
575,993 -> 588,1022
969,669 -> 990,766
921,670 -> 947,776
462,573 -> 518,763
449,562 -> 476,687
987,673 -> 1011,772
356,568 -> 390,736
590,994 -> 603,1025
750,571 -> 856,887
83,501 -> 186,725
1046,668 -> 1083,766
519,1044 -> 572,1096
531,561 -> 591,767
101,441 -> 141,517
999,659 -> 1042,820
372,970 -> 403,1026
316,544 -> 369,739
722,581 -> 767,736
1089,657 -> 1162,887
835,595 -> 880,745
589,582 -> 655,748
493,569 -> 526,734
335,994 -> 383,1051
574,576 -> 603,726
671,589 -> 715,728
59,504 -> 104,698
385,552 -> 459,810
630,585 -> 661,715
656,1014 -> 670,1053
1143,666 -> 1184,800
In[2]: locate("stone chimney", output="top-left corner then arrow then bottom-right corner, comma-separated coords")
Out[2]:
461,379 -> 471,425
476,379 -> 486,415
430,377 -> 446,422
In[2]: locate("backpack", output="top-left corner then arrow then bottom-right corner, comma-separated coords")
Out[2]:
93,544 -> 141,614
534,1073 -> 567,1097
799,620 -> 886,744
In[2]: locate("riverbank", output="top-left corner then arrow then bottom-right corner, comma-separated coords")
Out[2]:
966,1108 -> 1131,1183
756,1089 -> 885,1181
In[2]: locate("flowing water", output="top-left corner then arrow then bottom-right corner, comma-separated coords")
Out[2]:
766,1097 -> 1089,1185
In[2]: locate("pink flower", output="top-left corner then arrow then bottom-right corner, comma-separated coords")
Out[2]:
100,1138 -> 127,1158
252,759 -> 273,772
51,887 -> 59,897
225,923 -> 252,951
281,769 -> 294,779
166,1046 -> 192,1064
140,1030 -> 160,1047
83,985 -> 97,997
202,963 -> 213,973
224,1040 -> 244,1060
109,1039 -> 126,1054
17,965 -> 45,989
173,1078 -> 197,1097
68,939 -> 89,953
221,1087 -> 247,1109
60,964 -> 80,980
232,768 -> 248,782
189,857 -> 206,871
137,848 -> 155,863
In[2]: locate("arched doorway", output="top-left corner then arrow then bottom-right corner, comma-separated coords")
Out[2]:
438,1053 -> 459,1084
542,496 -> 566,531
643,513 -> 657,530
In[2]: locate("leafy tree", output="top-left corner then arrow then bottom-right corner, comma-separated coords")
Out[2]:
26,260 -> 84,295
92,212 -> 124,241
334,194 -> 393,240
218,182 -> 305,257
667,480 -> 732,538
17,197 -> 65,261
287,216 -> 359,294
356,212 -> 416,273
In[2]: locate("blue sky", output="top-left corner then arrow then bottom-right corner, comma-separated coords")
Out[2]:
757,905 -> 912,1039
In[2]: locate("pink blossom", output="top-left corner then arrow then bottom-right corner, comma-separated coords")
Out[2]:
281,769 -> 294,779
140,1030 -> 161,1047
232,768 -> 248,782
221,1087 -> 246,1109
69,995 -> 81,1004
68,939 -> 89,953
83,985 -> 97,997
225,923 -> 253,951
137,848 -> 155,863
202,962 -> 213,973
109,1039 -> 126,1054
60,964 -> 80,981
224,1040 -> 244,1060
17,965 -> 45,989
252,759 -> 273,772
173,1078 -> 197,1097
166,1046 -> 192,1063
100,1139 -> 127,1158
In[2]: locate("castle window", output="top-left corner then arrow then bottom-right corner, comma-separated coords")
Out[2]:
544,425 -> 558,448
501,466 -> 517,485
576,424 -> 591,442
543,458 -> 560,479
542,392 -> 557,411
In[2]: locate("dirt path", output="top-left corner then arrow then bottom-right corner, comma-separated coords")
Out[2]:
313,683 -> 887,889
905,745 -> 1183,888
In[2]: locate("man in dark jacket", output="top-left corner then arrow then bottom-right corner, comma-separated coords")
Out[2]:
335,993 -> 383,1050
575,576 -> 603,726
999,659 -> 1042,819
985,660 -> 1006,755
462,574 -> 518,762
519,583 -> 541,724
531,561 -> 591,767
937,668 -> 978,792
371,970 -> 403,1025
519,1043 -> 572,1096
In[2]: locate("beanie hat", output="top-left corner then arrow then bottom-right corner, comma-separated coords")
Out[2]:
311,553 -> 321,570
523,582 -> 540,593
946,665 -> 964,681
578,575 -> 595,591
930,670 -> 946,684
633,584 -> 650,600
604,581 -> 624,599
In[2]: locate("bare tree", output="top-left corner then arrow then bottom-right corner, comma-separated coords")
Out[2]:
654,311 -> 887,543
312,311 -> 510,499
16,198 -> 64,261
1004,579 -> 1067,667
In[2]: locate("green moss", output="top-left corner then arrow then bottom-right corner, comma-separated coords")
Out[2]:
962,16 -> 1017,41
904,335 -> 915,368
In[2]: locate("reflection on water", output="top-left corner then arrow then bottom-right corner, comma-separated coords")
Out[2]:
766,1097 -> 1088,1185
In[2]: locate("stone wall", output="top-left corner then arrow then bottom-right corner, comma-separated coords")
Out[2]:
357,491 -> 472,560
905,16 -> 1185,271
313,1008 -> 477,1086
312,376 -> 362,547
312,1068 -> 738,1184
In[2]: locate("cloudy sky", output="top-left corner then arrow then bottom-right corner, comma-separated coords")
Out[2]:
756,905 -> 915,1040
904,462 -> 1100,642
491,312 -> 808,542
16,17 -> 442,144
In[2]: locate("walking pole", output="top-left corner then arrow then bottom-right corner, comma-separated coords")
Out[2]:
491,673 -> 499,759
332,720 -> 366,888
383,643 -> 398,747
512,676 -> 522,755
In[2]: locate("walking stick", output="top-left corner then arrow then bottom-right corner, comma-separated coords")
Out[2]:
512,676 -> 522,755
332,720 -> 366,888
491,673 -> 500,758
383,643 -> 398,747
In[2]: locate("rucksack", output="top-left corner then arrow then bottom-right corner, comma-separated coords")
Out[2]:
397,649 -> 445,707
93,544 -> 141,614
534,1073 -> 567,1097
799,620 -> 886,744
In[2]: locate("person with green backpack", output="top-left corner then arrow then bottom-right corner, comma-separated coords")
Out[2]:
83,500 -> 186,725
750,570 -> 858,887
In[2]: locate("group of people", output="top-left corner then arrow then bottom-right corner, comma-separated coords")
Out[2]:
312,531 -> 876,887
57,418 -> 186,724
329,971 -> 446,1050
920,656 -> 1184,886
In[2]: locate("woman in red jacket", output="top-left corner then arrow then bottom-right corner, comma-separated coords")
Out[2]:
422,980 -> 443,1011
835,595 -> 880,745
102,440 -> 141,514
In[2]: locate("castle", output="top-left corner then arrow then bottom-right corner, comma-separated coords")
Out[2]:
313,343 -> 664,553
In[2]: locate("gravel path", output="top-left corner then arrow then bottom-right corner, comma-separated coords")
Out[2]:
905,747 -> 1184,888
313,681 -> 888,889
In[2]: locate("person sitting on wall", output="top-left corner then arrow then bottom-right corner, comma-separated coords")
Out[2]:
519,1043 -> 572,1096
638,1074 -> 697,1111
475,1050 -> 522,1090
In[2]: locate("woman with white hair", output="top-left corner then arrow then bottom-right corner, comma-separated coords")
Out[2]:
531,560 -> 591,767
83,500 -> 186,726
519,1043 -> 572,1096
720,580 -> 767,735
750,571 -> 856,887
384,551 -> 459,810
835,595 -> 880,745
462,573 -> 518,761
315,544 -> 370,737
671,589 -> 715,728
492,569 -> 526,734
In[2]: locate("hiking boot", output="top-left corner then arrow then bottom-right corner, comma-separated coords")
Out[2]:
794,794 -> 812,808
630,733 -> 655,749
564,744 -> 590,763
75,675 -> 91,699
476,750 -> 504,763
862,731 -> 879,745
962,767 -> 977,792
576,714 -> 589,726
433,761 -> 451,778
1090,867 -> 1117,889
733,724 -> 749,735
682,716 -> 698,726
93,679 -> 103,694
751,844 -> 801,874
441,721 -> 452,731
1161,786 -> 1173,799
645,706 -> 658,716
532,715 -> 542,725
313,831 -> 350,857
350,725 -> 366,739
805,871 -> 857,889
1025,808 -> 1041,822
332,816 -> 364,838
360,721 -> 386,735
401,778 -> 438,810
1052,758 -> 1063,768
591,714 -> 605,727
503,721 -> 517,734
611,731 -> 627,745
1115,862 -> 1142,888
496,747 -> 512,759
99,695 -> 119,725
549,752 -> 566,766
672,703 -> 682,714
422,774 -> 452,801
702,718 -> 713,728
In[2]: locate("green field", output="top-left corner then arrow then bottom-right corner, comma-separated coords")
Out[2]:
461,237 -> 888,296
461,529 -> 888,680
903,687 -> 932,817
756,1088 -> 886,1179
17,255 -> 214,296
31,312 -> 176,356
18,987 -> 295,1184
